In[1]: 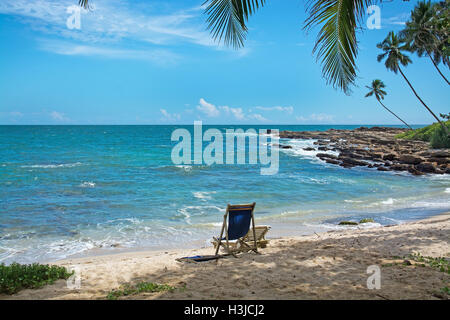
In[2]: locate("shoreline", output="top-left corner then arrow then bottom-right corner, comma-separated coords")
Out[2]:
2,211 -> 449,300
1,125 -> 448,265
38,204 -> 448,265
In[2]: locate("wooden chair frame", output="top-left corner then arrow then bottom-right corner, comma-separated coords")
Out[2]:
213,202 -> 258,256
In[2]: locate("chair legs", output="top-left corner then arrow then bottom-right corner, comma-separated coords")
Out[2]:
213,203 -> 260,257
215,239 -> 258,256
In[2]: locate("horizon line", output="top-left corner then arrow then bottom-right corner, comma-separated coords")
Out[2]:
0,123 -> 431,126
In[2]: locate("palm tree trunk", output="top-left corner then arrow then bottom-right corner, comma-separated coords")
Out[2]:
427,50 -> 450,85
377,99 -> 412,130
398,66 -> 448,135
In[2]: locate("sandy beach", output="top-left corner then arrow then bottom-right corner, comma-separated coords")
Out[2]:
1,212 -> 448,300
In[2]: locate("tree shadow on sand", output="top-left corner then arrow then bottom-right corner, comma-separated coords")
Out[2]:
2,215 -> 448,300
115,216 -> 450,300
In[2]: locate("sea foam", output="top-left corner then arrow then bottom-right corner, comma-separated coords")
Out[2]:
21,162 -> 82,169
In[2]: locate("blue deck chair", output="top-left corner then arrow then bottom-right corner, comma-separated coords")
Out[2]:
213,203 -> 258,256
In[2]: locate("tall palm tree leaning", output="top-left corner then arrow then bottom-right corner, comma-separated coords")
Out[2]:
401,0 -> 449,85
377,31 -> 448,135
365,80 -> 412,130
77,0 -> 376,95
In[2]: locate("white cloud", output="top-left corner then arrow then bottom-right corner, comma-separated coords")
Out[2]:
384,13 -> 409,27
9,111 -> 24,118
195,98 -> 285,122
197,98 -> 220,117
0,0 -> 250,63
296,113 -> 334,123
0,0 -> 213,46
220,106 -> 245,120
247,113 -> 268,122
39,40 -> 180,64
310,113 -> 334,122
0,111 -> 24,123
254,106 -> 294,114
50,111 -> 69,122
160,109 -> 180,122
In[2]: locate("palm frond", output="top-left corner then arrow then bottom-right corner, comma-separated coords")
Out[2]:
365,79 -> 386,100
376,52 -> 388,62
203,0 -> 265,49
78,0 -> 89,9
304,0 -> 373,94
377,31 -> 411,73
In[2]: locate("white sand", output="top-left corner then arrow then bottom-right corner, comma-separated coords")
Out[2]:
2,213 -> 449,300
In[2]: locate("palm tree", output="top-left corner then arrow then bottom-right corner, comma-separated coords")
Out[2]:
377,31 -> 448,134
401,1 -> 449,85
77,0 -> 375,95
430,1 -> 450,68
365,80 -> 412,130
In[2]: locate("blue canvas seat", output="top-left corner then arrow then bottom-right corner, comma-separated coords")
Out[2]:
213,203 -> 259,256
176,203 -> 267,263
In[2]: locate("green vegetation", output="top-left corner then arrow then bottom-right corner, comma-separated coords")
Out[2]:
401,1 -> 449,84
430,125 -> 450,148
377,32 -> 445,132
396,120 -> 450,148
107,281 -> 176,300
0,263 -> 73,295
408,252 -> 450,274
359,218 -> 374,224
383,253 -> 449,273
375,1 -> 449,135
396,120 -> 450,141
338,221 -> 358,226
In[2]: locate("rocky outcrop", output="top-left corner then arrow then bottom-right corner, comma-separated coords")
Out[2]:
279,126 -> 449,175
398,155 -> 423,165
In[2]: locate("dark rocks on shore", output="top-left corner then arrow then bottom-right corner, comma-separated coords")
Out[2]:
415,162 -> 436,173
408,167 -> 424,176
398,154 -> 423,165
339,157 -> 369,167
382,153 -> 397,161
317,153 -> 338,160
279,127 -> 449,175
429,157 -> 449,164
274,144 -> 293,149
325,159 -> 341,165
430,150 -> 449,158
390,163 -> 409,171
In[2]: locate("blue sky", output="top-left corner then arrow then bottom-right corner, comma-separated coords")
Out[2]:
0,0 -> 448,125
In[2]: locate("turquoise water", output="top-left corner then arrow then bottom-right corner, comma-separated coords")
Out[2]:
0,125 -> 449,264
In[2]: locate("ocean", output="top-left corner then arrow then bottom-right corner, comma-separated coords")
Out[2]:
1,125 -> 449,264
